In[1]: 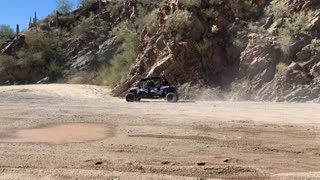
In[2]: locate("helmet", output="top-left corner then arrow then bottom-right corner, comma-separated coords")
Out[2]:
160,71 -> 165,77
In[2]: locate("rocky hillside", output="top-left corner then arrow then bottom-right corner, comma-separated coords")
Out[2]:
1,0 -> 320,102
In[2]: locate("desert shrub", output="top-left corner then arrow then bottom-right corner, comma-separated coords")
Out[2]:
107,1 -> 124,17
17,31 -> 64,81
99,21 -> 139,86
278,10 -> 315,44
47,62 -> 63,80
276,63 -> 288,76
139,8 -> 160,34
201,8 -> 219,21
96,33 -> 107,45
56,0 -> 73,14
39,22 -> 50,31
311,38 -> 320,48
78,0 -> 95,8
0,55 -> 18,81
166,9 -> 191,33
266,1 -> 289,19
73,16 -> 94,37
230,0 -> 262,19
197,38 -> 211,57
59,13 -> 76,28
0,24 -> 14,42
136,0 -> 162,10
17,50 -> 45,68
179,0 -> 202,9
134,0 -> 162,31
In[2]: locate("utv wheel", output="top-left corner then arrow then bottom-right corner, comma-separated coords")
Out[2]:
135,96 -> 141,102
135,93 -> 142,101
166,93 -> 178,103
126,93 -> 135,102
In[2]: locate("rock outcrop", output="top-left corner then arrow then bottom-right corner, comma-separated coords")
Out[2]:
0,36 -> 25,56
1,0 -> 320,102
112,0 -> 237,96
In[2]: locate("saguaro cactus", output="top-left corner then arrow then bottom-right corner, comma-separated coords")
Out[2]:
16,24 -> 19,37
34,11 -> 37,26
99,0 -> 102,17
56,11 -> 59,28
34,11 -> 38,31
29,16 -> 32,28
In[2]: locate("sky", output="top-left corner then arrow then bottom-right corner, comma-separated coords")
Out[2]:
0,0 -> 79,31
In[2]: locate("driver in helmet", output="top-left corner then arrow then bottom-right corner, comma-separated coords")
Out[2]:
160,71 -> 170,86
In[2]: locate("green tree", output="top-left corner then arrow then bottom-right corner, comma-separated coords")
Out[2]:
56,0 -> 73,13
0,24 -> 14,42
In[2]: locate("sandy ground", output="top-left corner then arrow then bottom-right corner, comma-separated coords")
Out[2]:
0,84 -> 320,179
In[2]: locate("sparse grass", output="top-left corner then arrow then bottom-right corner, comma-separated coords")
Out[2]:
276,63 -> 288,76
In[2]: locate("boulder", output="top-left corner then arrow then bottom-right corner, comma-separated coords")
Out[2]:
307,15 -> 320,32
71,51 -> 98,71
240,42 -> 281,80
155,35 -> 166,50
298,56 -> 319,71
98,36 -> 119,63
311,62 -> 320,78
267,19 -> 282,35
147,56 -> 172,77
112,73 -> 142,97
36,77 -> 50,84
288,62 -> 305,72
284,39 -> 309,59
296,44 -> 313,62
0,36 -> 25,56
262,14 -> 275,29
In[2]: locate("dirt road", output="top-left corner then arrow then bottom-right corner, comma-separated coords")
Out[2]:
0,84 -> 320,179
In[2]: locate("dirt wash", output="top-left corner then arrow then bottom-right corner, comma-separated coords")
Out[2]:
0,84 -> 320,179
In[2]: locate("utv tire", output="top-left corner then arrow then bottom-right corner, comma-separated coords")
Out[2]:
135,92 -> 142,102
135,96 -> 141,102
166,93 -> 178,103
126,93 -> 135,102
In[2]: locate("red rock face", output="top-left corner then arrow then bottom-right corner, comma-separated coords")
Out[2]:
112,1 -> 238,96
